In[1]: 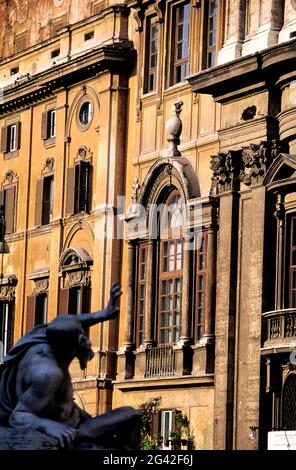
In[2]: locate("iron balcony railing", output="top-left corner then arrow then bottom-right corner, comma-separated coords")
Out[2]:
262,309 -> 296,348
145,345 -> 175,378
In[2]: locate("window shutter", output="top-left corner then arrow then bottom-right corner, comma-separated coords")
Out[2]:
66,167 -> 75,215
1,127 -> 7,153
152,411 -> 161,435
26,296 -> 36,333
59,288 -> 70,314
81,285 -> 91,313
4,188 -> 16,234
6,303 -> 14,352
0,191 -> 4,208
41,112 -> 48,140
35,179 -> 44,227
87,164 -> 93,213
15,122 -> 21,150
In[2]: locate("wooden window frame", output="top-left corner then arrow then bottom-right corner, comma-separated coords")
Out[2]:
168,1 -> 191,87
35,293 -> 48,326
158,190 -> 183,345
0,185 -> 17,235
194,232 -> 207,341
59,284 -> 91,316
74,160 -> 92,214
0,301 -> 14,362
136,243 -> 147,348
42,175 -> 54,226
144,16 -> 159,94
1,121 -> 21,157
41,108 -> 57,143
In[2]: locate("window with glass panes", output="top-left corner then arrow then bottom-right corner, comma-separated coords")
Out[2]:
289,217 -> 296,307
196,233 -> 207,340
171,2 -> 190,85
159,192 -> 183,344
0,302 -> 13,363
145,18 -> 159,93
136,244 -> 147,347
204,0 -> 218,69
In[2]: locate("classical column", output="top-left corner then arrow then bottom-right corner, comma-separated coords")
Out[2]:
143,239 -> 154,347
123,240 -> 136,350
203,227 -> 217,342
180,234 -> 192,345
275,193 -> 285,310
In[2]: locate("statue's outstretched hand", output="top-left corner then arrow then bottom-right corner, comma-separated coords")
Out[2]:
41,421 -> 77,449
104,282 -> 122,321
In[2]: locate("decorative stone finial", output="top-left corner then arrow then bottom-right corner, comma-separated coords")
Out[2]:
165,101 -> 183,157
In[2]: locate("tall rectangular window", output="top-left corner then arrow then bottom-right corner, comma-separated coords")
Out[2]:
35,294 -> 48,326
171,2 -> 190,85
42,176 -> 54,226
8,125 -> 17,152
204,0 -> 218,69
289,217 -> 296,307
159,239 -> 183,344
0,302 -> 13,363
0,187 -> 16,234
48,110 -> 56,138
74,161 -> 92,214
1,122 -> 21,154
41,109 -> 57,140
196,234 -> 207,341
161,410 -> 174,450
136,244 -> 147,347
144,18 -> 159,93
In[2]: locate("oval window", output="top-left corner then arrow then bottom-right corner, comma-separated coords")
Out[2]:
78,101 -> 93,129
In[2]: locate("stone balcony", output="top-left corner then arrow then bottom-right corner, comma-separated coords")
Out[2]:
261,309 -> 296,354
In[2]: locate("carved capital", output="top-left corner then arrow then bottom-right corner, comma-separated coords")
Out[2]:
210,150 -> 241,194
239,141 -> 283,186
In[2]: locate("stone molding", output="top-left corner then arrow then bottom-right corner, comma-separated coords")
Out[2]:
210,140 -> 285,194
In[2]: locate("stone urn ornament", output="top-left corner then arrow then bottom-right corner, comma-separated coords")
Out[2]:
166,101 -> 183,157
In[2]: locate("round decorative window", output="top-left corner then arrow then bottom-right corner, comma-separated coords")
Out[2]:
77,100 -> 93,131
54,0 -> 64,6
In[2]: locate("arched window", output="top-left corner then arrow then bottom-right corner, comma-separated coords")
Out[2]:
158,190 -> 183,345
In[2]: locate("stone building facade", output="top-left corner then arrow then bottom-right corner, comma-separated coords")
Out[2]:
0,0 -> 295,450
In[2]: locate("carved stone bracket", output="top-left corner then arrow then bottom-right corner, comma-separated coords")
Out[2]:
3,170 -> 18,185
65,270 -> 91,288
210,150 -> 241,194
153,0 -> 166,23
76,145 -> 93,162
239,140 -> 283,186
33,278 -> 49,295
0,275 -> 18,302
210,141 -> 285,194
42,158 -> 55,174
133,7 -> 145,32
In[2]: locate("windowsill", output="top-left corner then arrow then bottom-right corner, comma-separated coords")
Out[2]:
4,149 -> 19,160
141,90 -> 157,100
43,137 -> 56,148
163,81 -> 191,96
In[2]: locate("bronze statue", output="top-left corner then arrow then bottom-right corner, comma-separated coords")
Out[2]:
0,283 -> 140,449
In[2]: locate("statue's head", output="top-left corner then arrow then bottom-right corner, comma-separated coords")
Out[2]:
46,315 -> 94,370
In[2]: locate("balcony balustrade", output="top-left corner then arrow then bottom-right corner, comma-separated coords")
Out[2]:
145,345 -> 176,378
262,309 -> 296,350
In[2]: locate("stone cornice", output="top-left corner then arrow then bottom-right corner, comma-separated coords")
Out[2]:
0,4 -> 129,67
0,42 -> 135,116
188,38 -> 296,103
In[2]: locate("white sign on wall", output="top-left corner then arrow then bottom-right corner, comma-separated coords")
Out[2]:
268,431 -> 296,450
